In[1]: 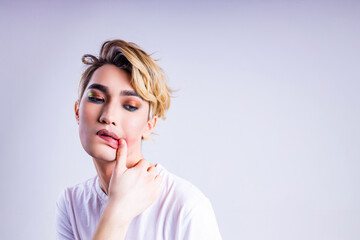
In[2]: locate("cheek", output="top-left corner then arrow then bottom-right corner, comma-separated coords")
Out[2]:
123,118 -> 147,144
78,103 -> 97,142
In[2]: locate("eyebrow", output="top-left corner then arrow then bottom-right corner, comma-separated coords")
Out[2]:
87,83 -> 143,99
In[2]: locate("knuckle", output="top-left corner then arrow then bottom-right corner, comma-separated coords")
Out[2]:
147,166 -> 158,174
139,159 -> 148,166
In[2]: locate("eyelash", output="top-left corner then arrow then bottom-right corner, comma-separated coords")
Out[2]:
88,96 -> 138,112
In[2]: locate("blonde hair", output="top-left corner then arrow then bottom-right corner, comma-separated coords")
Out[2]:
77,39 -> 172,121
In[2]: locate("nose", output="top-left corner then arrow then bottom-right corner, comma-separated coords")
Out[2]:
98,100 -> 120,126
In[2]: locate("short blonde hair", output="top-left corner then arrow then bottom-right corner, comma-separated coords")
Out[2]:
78,39 -> 172,120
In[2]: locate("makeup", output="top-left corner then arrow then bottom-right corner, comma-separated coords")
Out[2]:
98,134 -> 119,149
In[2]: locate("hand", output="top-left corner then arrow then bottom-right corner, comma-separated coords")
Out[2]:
105,138 -> 163,226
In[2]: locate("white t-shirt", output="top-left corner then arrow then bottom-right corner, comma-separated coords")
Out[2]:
55,164 -> 222,240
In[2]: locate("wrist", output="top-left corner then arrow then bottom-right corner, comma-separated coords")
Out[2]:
92,215 -> 130,240
102,198 -> 132,227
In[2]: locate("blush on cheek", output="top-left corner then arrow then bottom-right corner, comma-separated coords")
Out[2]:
123,135 -> 142,154
124,136 -> 136,149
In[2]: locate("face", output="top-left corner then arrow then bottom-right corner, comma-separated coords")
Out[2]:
74,64 -> 156,164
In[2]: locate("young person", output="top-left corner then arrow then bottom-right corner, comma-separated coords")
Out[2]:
55,39 -> 222,240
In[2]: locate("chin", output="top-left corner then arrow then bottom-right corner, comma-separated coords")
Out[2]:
86,143 -> 117,162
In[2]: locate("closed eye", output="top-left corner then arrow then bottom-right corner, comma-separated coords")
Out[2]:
88,96 -> 104,103
123,105 -> 138,112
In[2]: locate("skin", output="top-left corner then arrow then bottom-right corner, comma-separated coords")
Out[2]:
74,64 -> 163,239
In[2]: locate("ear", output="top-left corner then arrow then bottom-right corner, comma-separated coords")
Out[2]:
74,100 -> 80,125
142,116 -> 157,139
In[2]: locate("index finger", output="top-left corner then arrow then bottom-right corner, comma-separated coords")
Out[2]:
114,138 -> 128,174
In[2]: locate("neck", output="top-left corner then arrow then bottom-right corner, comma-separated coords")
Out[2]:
92,151 -> 144,196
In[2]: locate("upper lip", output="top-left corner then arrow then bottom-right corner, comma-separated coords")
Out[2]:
97,129 -> 119,140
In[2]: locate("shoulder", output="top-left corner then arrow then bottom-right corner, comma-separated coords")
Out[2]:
155,164 -> 222,239
157,164 -> 211,213
55,177 -> 96,239
56,176 -> 99,209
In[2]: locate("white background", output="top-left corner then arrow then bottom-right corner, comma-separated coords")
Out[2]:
0,0 -> 359,239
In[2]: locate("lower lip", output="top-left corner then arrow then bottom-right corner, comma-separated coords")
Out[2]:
97,134 -> 119,149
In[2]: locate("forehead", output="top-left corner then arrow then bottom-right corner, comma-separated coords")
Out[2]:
86,64 -> 144,101
89,64 -> 133,92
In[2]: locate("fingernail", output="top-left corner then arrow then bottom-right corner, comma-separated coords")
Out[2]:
155,163 -> 158,167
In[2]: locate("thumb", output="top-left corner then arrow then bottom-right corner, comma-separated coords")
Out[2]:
114,138 -> 128,174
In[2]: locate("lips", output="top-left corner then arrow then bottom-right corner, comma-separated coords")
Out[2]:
96,129 -> 120,149
97,129 -> 119,140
